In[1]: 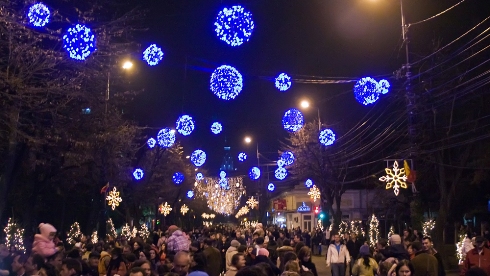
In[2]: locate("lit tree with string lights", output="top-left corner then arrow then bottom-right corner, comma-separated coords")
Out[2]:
4,218 -> 25,253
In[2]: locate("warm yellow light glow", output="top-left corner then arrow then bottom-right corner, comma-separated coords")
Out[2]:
244,137 -> 252,143
122,61 -> 133,70
300,100 -> 310,109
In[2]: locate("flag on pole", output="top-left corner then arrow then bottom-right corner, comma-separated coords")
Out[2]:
100,183 -> 110,194
404,160 -> 417,183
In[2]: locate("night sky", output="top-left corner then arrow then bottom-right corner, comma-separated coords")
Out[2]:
116,0 -> 490,175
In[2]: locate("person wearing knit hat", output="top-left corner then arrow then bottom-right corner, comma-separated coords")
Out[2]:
352,245 -> 378,276
225,240 -> 240,270
257,248 -> 269,257
32,223 -> 61,258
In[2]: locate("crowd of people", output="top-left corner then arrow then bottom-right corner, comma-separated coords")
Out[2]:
1,222 -> 490,276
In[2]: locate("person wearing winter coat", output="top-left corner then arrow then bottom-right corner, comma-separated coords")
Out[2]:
277,239 -> 295,271
225,253 -> 246,276
167,225 -> 189,254
32,223 -> 61,259
351,245 -> 378,276
326,234 -> 351,276
225,240 -> 240,270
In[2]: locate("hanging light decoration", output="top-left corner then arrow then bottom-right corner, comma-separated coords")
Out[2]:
280,151 -> 295,166
173,172 -> 185,184
211,122 -> 223,134
62,24 -> 96,60
319,128 -> 336,146
27,3 -> 50,27
275,73 -> 292,91
106,187 -> 122,210
176,115 -> 195,136
191,149 -> 207,167
143,44 -> 164,66
194,176 -> 245,215
246,196 -> 259,209
378,79 -> 391,94
180,204 -> 189,215
305,179 -> 313,188
187,190 -> 194,198
214,5 -> 254,47
249,167 -> 261,180
159,202 -> 172,216
282,108 -> 304,132
267,183 -> 275,192
238,152 -> 247,162
354,77 -> 380,105
275,167 -> 288,180
196,173 -> 204,180
147,138 -> 157,148
132,168 -> 144,180
157,128 -> 176,148
210,65 -> 243,100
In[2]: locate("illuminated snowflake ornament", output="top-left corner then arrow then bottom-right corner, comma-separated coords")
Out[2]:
275,73 -> 292,91
267,183 -> 275,192
378,79 -> 391,95
147,138 -> 156,148
219,171 -> 227,178
173,172 -> 185,184
210,65 -> 243,100
187,190 -> 194,198
159,202 -> 172,216
196,173 -> 204,181
379,161 -> 407,196
249,167 -> 261,180
176,115 -> 195,136
238,152 -> 247,162
143,44 -> 164,66
275,167 -> 288,180
157,128 -> 176,148
214,5 -> 254,47
180,204 -> 189,215
280,151 -> 295,166
246,196 -> 259,209
308,185 -> 321,202
63,24 -> 96,60
319,128 -> 336,146
354,77 -> 380,105
191,149 -> 207,167
305,179 -> 313,188
211,122 -> 223,134
133,168 -> 144,180
27,3 -> 50,27
106,187 -> 122,210
282,108 -> 304,132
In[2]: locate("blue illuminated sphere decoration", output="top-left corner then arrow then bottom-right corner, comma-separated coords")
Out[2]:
62,24 -> 96,61
191,149 -> 207,167
267,183 -> 275,192
219,171 -> 227,178
143,44 -> 164,66
282,108 -> 304,132
275,167 -> 288,180
210,65 -> 243,100
214,5 -> 254,47
305,179 -> 313,188
238,152 -> 247,162
187,190 -> 194,198
211,122 -> 223,134
275,73 -> 292,92
147,138 -> 156,148
277,160 -> 285,167
378,79 -> 391,95
249,167 -> 261,180
27,3 -> 50,27
157,128 -> 176,148
219,178 -> 228,188
173,172 -> 185,184
280,151 -> 295,166
176,115 -> 195,136
319,128 -> 336,146
133,168 -> 144,180
354,77 -> 380,105
196,172 -> 204,181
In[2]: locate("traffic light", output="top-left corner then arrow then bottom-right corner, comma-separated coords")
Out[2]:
314,206 -> 319,215
319,213 -> 325,219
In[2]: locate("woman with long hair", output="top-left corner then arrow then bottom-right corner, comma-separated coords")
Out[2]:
106,248 -> 127,276
352,245 -> 378,276
298,246 -> 318,276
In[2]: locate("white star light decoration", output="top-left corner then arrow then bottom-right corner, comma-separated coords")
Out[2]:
379,161 -> 408,196
106,187 -> 122,210
246,196 -> 259,209
159,202 -> 172,216
308,185 -> 321,202
180,204 -> 189,215
235,206 -> 250,218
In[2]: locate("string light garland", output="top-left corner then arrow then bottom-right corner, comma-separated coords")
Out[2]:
388,226 -> 395,239
133,168 -> 144,180
173,172 -> 184,184
62,24 -> 96,61
194,176 -> 245,215
246,196 -> 259,209
143,44 -> 164,66
378,79 -> 391,94
354,77 -> 380,105
131,227 -> 138,239
159,202 -> 172,216
211,122 -> 223,134
319,129 -> 336,146
456,232 -> 466,264
275,167 -> 288,180
339,221 -> 348,236
176,115 -> 195,136
191,149 -> 207,167
423,220 -> 435,237
66,222 -> 81,244
305,179 -> 313,188
121,223 -> 131,240
106,219 -> 117,239
249,167 -> 261,180
180,204 -> 189,215
187,190 -> 194,198
267,183 -> 275,192
379,161 -> 408,196
214,5 -> 254,47
282,108 -> 304,132
157,128 -> 176,148
280,151 -> 295,166
106,187 -> 122,210
350,220 -> 366,237
91,230 -> 98,244
147,138 -> 156,148
368,214 -> 380,248
238,152 -> 247,162
275,73 -> 292,91
139,224 -> 150,240
27,3 -> 50,27
308,185 -> 321,202
4,218 -> 25,253
210,65 -> 243,100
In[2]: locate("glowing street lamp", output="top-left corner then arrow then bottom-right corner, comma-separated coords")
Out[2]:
300,100 -> 310,109
299,99 -> 321,131
122,60 -> 133,70
244,137 -> 252,144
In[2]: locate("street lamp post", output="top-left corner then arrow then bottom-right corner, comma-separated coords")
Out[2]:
300,100 -> 321,131
106,60 -> 133,113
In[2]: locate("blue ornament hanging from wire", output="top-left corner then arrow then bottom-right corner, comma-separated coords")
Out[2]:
27,3 -> 50,27
319,128 -> 336,146
378,79 -> 391,95
305,179 -> 313,188
157,128 -> 176,148
210,65 -> 243,100
211,122 -> 223,134
176,115 -> 195,136
143,44 -> 164,66
133,168 -> 144,180
277,160 -> 285,167
267,183 -> 275,192
196,172 -> 204,181
249,167 -> 261,180
275,167 -> 288,180
282,108 -> 304,132
353,77 -> 380,105
275,73 -> 292,92
219,171 -> 227,179
191,149 -> 207,167
280,151 -> 295,166
62,24 -> 96,61
238,152 -> 247,162
173,172 -> 184,184
187,190 -> 194,198
147,138 -> 156,148
214,5 -> 254,47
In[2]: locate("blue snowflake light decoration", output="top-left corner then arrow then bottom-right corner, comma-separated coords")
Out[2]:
219,171 -> 227,179
267,183 -> 275,192
211,122 -> 223,134
275,73 -> 292,92
27,3 -> 50,27
238,152 -> 247,162
210,65 -> 243,100
187,190 -> 194,198
191,149 -> 207,167
133,168 -> 144,180
147,138 -> 156,148
176,115 -> 195,136
157,128 -> 176,148
143,44 -> 164,66
173,172 -> 185,184
282,108 -> 304,132
214,5 -> 254,47
63,24 -> 96,61
305,179 -> 313,188
249,167 -> 261,180
319,128 -> 336,146
280,151 -> 295,166
354,77 -> 380,105
219,178 -> 228,188
378,79 -> 391,95
275,167 -> 288,180
196,172 -> 204,181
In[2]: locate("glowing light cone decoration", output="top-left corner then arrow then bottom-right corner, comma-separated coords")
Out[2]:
106,219 -> 117,239
91,230 -> 98,244
139,224 -> 150,240
368,214 -> 379,248
246,196 -> 259,209
67,222 -> 81,244
121,223 -> 131,240
308,185 -> 321,202
159,202 -> 172,216
181,204 -> 189,215
423,220 -> 435,237
4,218 -> 25,253
106,187 -> 122,210
379,161 -> 408,196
